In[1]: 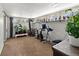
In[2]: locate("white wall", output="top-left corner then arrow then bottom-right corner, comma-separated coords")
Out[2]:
47,21 -> 67,41
5,16 -> 10,39
0,7 -> 5,54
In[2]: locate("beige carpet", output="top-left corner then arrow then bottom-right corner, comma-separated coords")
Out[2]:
1,36 -> 53,56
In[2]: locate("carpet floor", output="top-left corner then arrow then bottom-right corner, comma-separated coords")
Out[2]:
1,36 -> 53,56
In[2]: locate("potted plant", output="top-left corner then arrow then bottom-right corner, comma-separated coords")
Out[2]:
66,9 -> 79,47
14,24 -> 27,34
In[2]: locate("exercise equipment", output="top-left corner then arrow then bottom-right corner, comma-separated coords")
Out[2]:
39,23 -> 53,41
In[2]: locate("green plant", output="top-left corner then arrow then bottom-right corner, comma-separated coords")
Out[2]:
14,24 -> 26,34
66,9 -> 79,38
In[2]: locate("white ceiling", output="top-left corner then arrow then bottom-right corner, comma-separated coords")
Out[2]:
0,3 -> 79,18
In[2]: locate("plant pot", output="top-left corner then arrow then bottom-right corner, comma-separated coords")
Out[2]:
69,36 -> 79,47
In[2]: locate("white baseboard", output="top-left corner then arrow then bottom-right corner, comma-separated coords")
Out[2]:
0,43 -> 4,55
